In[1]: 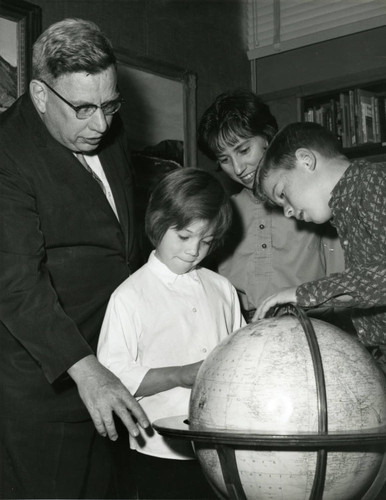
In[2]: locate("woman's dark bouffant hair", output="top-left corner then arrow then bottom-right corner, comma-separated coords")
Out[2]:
145,168 -> 232,253
198,89 -> 278,161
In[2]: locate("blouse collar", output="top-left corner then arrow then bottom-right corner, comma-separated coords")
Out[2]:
147,250 -> 199,284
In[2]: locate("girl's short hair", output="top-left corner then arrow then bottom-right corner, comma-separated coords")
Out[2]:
145,168 -> 232,253
198,89 -> 278,161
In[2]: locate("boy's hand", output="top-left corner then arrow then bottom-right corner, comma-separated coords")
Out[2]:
178,361 -> 203,388
252,287 -> 298,322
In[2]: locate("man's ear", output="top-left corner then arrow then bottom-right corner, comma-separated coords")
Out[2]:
295,148 -> 316,171
30,80 -> 47,113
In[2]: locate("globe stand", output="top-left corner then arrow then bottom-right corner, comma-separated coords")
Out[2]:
154,305 -> 386,500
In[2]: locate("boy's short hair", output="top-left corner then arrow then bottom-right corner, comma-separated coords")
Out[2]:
145,168 -> 232,253
198,89 -> 278,161
32,18 -> 116,82
254,122 -> 343,202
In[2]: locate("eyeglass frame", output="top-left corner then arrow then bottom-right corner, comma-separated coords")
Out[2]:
41,79 -> 124,119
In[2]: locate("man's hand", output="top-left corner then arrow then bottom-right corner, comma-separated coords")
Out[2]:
252,287 -> 298,322
68,355 -> 150,441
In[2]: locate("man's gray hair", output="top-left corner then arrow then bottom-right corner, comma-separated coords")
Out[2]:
32,18 -> 116,83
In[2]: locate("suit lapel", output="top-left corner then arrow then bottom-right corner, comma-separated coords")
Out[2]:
51,141 -> 121,221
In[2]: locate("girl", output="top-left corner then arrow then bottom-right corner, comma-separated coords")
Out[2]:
97,168 -> 245,499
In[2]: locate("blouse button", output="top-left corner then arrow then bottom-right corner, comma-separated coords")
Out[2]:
259,224 -> 265,229
202,348 -> 207,353
262,243 -> 267,249
192,308 -> 197,313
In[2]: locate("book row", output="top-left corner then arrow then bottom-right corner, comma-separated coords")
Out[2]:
303,88 -> 386,149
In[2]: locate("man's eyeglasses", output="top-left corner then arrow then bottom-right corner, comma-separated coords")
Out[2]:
41,80 -> 124,120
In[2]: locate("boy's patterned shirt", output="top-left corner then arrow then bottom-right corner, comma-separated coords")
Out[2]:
296,159 -> 386,346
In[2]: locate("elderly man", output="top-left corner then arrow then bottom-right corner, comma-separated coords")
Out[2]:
0,18 -> 149,499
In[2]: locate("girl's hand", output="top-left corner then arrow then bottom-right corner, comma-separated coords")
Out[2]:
135,361 -> 204,397
178,361 -> 204,388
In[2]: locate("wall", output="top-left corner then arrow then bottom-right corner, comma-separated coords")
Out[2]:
252,25 -> 386,129
29,0 -> 251,172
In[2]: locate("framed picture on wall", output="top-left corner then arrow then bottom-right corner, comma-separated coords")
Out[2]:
0,0 -> 42,112
115,51 -> 197,168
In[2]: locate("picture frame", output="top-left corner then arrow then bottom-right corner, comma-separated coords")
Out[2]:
0,0 -> 42,112
115,51 -> 197,167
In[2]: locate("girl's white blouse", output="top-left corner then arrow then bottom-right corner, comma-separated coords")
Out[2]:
97,250 -> 245,459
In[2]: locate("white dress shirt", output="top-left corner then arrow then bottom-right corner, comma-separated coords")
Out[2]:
74,153 -> 119,220
97,251 -> 245,459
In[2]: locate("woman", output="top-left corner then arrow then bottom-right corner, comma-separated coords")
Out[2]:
198,89 -> 344,321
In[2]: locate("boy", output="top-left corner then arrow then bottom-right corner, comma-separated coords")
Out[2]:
254,122 -> 386,370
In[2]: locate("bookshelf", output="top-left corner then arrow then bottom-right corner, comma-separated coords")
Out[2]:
300,80 -> 386,160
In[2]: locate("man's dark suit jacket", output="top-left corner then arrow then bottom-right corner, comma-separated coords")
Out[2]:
0,93 -> 139,421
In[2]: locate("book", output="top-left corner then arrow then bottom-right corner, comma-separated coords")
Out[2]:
356,88 -> 377,144
373,96 -> 381,143
329,98 -> 337,136
349,90 -> 357,146
339,93 -> 350,148
378,96 -> 386,145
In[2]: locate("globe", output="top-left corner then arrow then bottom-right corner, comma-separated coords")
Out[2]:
189,315 -> 386,500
